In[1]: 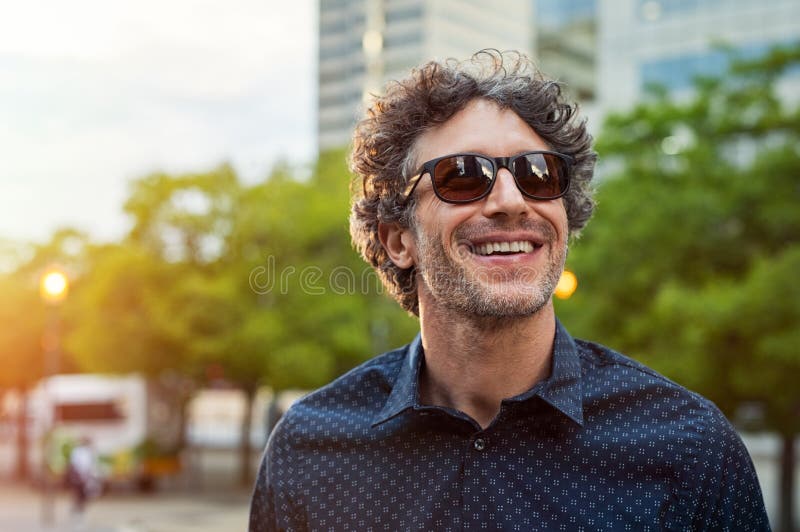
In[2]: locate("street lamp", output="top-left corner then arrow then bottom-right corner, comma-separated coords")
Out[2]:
39,266 -> 68,525
40,269 -> 69,305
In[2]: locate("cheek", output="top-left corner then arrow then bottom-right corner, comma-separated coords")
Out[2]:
415,202 -> 450,240
559,214 -> 570,240
553,202 -> 569,239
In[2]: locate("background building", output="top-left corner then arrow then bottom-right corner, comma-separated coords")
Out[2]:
318,0 -> 799,150
596,0 -> 800,110
533,0 -> 598,103
317,0 -> 533,150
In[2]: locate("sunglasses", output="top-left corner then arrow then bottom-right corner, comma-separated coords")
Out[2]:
402,151 -> 573,204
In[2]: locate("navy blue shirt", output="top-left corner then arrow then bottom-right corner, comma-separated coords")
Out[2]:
249,321 -> 769,531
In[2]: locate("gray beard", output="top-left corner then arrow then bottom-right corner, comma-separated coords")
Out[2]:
414,221 -> 566,319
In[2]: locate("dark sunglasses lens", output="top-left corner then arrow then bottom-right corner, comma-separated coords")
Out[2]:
512,153 -> 568,198
433,155 -> 493,201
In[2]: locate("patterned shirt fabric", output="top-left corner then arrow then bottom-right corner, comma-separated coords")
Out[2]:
249,320 -> 770,531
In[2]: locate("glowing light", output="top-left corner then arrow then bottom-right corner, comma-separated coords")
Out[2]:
554,270 -> 578,300
40,269 -> 69,304
362,30 -> 383,56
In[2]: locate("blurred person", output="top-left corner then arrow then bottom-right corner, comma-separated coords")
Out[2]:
66,437 -> 99,518
250,51 -> 769,530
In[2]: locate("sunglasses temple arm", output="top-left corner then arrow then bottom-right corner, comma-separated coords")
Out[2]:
401,173 -> 424,202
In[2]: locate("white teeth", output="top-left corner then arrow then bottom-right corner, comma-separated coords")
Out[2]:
474,241 -> 536,256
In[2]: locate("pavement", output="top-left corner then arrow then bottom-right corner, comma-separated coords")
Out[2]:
0,482 -> 251,532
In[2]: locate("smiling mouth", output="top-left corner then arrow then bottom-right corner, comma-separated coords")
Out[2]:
473,240 -> 540,256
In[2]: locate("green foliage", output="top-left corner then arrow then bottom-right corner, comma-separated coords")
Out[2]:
557,42 -> 800,435
0,272 -> 46,389
226,148 -> 417,391
59,149 -> 416,397
124,164 -> 240,265
65,244 -> 186,375
0,229 -> 92,390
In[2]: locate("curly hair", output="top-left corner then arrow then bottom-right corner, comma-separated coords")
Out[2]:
349,50 -> 597,316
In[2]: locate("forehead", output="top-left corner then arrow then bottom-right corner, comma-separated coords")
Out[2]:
412,99 -> 550,166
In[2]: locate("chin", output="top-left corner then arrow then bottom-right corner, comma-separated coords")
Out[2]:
446,285 -> 553,318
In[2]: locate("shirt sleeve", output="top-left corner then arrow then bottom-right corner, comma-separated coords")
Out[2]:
689,402 -> 771,531
249,412 -> 303,532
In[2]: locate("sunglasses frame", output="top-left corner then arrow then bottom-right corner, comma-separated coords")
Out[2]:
402,150 -> 574,204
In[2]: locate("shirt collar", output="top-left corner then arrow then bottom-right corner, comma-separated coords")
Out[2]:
372,334 -> 422,427
371,319 -> 584,427
504,319 -> 584,426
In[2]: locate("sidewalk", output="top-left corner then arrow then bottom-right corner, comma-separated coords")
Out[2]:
0,482 -> 251,532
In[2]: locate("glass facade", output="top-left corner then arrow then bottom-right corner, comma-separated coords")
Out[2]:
641,40 -> 799,91
636,0 -> 751,21
535,0 -> 598,101
538,0 -> 595,28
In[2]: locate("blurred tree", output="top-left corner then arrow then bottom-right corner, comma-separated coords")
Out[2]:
123,163 -> 243,448
66,155 -> 416,485
0,273 -> 45,480
0,238 -> 34,274
125,164 -> 239,266
557,43 -> 800,530
66,165 -> 243,456
0,228 -> 88,480
225,150 -> 417,484
65,244 -> 183,374
63,244 -> 196,452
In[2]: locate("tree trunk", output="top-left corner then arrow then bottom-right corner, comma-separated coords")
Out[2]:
14,387 -> 29,481
778,432 -> 796,532
239,385 -> 256,487
176,395 -> 189,452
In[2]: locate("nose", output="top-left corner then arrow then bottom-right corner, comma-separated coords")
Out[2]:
481,167 -> 527,218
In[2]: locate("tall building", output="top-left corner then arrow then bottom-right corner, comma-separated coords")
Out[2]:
597,0 -> 800,110
533,0 -> 598,102
529,0 -> 799,135
317,0 -> 533,151
319,0 -> 799,150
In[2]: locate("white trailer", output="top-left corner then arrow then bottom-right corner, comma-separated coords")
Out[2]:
28,373 -> 181,489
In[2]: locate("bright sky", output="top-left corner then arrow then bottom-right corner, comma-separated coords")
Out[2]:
0,1 -> 316,243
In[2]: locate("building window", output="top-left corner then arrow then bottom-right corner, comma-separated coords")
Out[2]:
385,3 -> 423,24
384,30 -> 424,50
639,41 -> 789,92
538,0 -> 595,29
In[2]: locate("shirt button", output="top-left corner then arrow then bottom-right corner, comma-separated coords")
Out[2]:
473,438 -> 486,451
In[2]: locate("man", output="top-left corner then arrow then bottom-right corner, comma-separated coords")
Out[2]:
66,437 -> 99,517
250,51 -> 769,530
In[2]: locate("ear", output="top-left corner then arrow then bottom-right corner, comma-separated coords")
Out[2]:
378,222 -> 416,269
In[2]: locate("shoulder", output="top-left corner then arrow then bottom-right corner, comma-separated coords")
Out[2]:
574,336 -> 684,386
572,338 -> 768,522
576,337 -> 711,405
295,345 -> 406,412
572,338 -> 766,507
270,345 -> 409,442
573,337 -> 742,443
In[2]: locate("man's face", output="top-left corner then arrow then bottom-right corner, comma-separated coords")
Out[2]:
407,99 -> 569,318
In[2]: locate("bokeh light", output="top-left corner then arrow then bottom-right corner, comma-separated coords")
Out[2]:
554,270 -> 578,300
39,269 -> 69,304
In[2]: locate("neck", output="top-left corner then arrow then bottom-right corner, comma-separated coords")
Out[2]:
417,296 -> 556,430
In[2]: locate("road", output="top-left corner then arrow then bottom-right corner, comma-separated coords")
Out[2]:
0,482 -> 250,532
